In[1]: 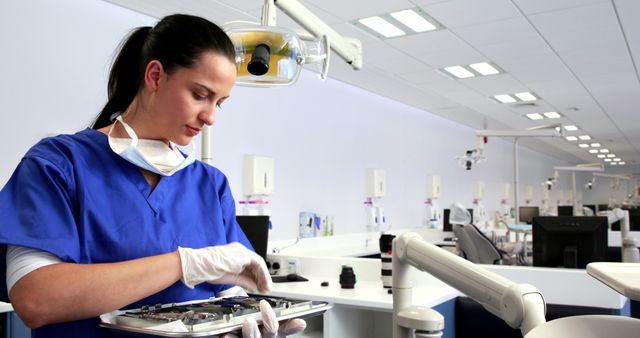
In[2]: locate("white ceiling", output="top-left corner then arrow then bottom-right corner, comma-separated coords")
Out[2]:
103,0 -> 640,168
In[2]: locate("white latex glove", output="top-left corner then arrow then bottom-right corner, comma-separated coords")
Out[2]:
221,300 -> 307,338
178,242 -> 272,293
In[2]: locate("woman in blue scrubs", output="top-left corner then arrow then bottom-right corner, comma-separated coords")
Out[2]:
0,14 -> 304,338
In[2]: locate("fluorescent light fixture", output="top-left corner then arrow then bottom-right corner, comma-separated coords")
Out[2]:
611,162 -> 618,165
565,136 -> 578,141
579,144 -> 589,148
597,154 -> 606,158
588,149 -> 599,154
494,94 -> 516,103
443,65 -> 475,79
563,125 -> 579,131
578,135 -> 591,140
604,159 -> 612,162
607,154 -> 615,158
543,111 -> 562,119
600,149 -> 610,153
619,162 -> 626,165
469,62 -> 499,76
390,9 -> 436,32
526,113 -> 544,120
358,16 -> 406,38
613,158 -> 621,162
515,92 -> 537,101
590,143 -> 601,147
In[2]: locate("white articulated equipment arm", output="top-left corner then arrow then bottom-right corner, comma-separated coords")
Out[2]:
605,209 -> 640,263
271,0 -> 362,70
393,232 -> 546,338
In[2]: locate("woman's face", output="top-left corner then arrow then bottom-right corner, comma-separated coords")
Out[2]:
143,51 -> 237,146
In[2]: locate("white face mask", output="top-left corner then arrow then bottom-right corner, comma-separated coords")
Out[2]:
108,115 -> 196,176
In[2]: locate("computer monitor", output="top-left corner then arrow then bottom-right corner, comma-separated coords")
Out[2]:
532,216 -> 608,269
557,205 -> 574,216
597,204 -> 609,212
236,215 -> 270,263
518,206 -> 539,224
443,208 -> 473,232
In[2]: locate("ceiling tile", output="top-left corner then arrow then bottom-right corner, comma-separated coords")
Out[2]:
362,41 -> 432,73
385,29 -> 486,68
417,0 -> 521,28
461,73 -> 528,96
386,29 -> 468,54
616,0 -> 640,76
452,17 -> 538,46
527,1 -> 618,36
512,0 -> 609,15
474,36 -> 552,61
495,52 -> 574,83
542,25 -> 626,53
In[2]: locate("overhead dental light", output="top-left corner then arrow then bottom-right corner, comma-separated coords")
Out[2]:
223,0 -> 363,87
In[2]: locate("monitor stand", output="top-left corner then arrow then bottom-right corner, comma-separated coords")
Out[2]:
564,245 -> 578,268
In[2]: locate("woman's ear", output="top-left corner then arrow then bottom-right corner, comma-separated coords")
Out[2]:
144,60 -> 164,91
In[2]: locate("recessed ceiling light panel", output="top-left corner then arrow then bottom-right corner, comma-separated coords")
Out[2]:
514,92 -> 537,101
443,66 -> 475,79
566,136 -> 578,141
526,113 -> 544,120
543,112 -> 562,119
390,9 -> 437,32
563,125 -> 578,131
469,62 -> 500,76
494,94 -> 516,103
579,144 -> 589,148
358,16 -> 406,38
578,135 -> 591,140
354,7 -> 443,39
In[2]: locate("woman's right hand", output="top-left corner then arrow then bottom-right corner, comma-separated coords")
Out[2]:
177,242 -> 272,293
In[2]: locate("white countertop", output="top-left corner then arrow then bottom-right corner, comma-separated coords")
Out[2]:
587,262 -> 640,301
270,277 -> 459,312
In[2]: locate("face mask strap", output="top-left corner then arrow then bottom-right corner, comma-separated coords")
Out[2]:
110,115 -> 139,148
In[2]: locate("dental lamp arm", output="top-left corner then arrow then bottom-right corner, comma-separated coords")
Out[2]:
605,209 -> 639,263
266,0 -> 362,69
393,232 -> 546,337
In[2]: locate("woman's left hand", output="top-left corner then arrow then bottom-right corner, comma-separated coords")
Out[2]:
222,299 -> 307,338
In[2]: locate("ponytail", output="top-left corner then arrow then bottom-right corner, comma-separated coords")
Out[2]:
92,26 -> 151,129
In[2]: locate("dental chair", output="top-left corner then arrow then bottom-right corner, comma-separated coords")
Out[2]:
453,223 -> 503,264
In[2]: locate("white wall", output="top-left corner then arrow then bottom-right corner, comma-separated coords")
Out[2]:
1,0 -> 575,241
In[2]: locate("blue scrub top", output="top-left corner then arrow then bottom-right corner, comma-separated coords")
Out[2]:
0,128 -> 254,337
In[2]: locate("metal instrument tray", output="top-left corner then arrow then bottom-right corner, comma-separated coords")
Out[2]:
100,294 -> 331,337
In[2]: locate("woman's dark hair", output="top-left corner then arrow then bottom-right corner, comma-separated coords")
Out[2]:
92,14 -> 236,129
